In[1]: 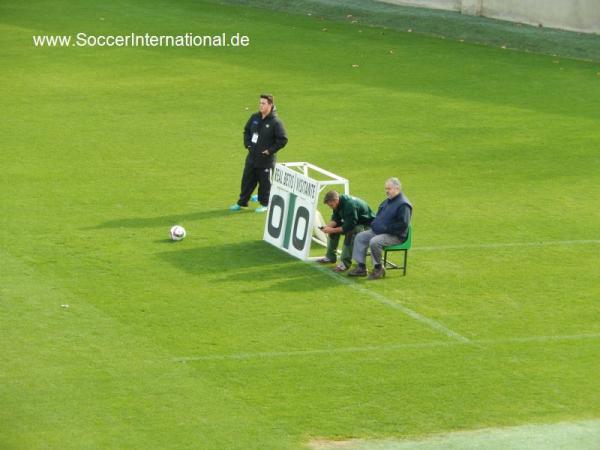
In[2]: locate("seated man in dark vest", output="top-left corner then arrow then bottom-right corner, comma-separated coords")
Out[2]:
348,177 -> 412,280
317,190 -> 375,272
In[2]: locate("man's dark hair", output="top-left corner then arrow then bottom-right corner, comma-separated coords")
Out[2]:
323,190 -> 339,204
260,94 -> 274,105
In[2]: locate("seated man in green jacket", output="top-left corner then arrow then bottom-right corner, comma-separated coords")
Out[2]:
317,190 -> 375,272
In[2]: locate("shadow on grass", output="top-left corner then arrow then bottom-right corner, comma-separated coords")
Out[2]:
157,240 -> 293,273
157,239 -> 335,292
86,209 -> 234,230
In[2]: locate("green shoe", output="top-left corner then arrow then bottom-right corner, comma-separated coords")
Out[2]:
255,206 -> 268,213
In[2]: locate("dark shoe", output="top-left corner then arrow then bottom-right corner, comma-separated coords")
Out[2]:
332,263 -> 349,273
347,267 -> 368,277
368,267 -> 386,280
317,257 -> 335,264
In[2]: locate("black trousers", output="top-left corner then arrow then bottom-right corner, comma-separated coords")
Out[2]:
237,163 -> 272,207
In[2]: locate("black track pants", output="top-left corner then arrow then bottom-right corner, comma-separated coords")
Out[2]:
238,163 -> 271,207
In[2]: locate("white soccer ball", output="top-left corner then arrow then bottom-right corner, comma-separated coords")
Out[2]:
170,225 -> 186,241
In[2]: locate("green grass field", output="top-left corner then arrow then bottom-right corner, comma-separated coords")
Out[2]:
1,0 -> 600,448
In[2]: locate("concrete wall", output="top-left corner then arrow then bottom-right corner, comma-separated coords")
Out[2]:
376,0 -> 600,34
482,0 -> 599,34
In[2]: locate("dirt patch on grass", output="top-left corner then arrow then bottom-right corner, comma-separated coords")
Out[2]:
307,438 -> 362,449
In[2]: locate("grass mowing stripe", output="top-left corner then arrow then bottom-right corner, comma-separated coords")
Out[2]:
311,264 -> 471,343
174,333 -> 600,362
0,249 -> 295,449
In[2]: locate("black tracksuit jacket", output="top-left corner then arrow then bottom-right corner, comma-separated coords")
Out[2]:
243,109 -> 288,168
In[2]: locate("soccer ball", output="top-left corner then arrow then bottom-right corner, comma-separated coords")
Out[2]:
170,225 -> 186,241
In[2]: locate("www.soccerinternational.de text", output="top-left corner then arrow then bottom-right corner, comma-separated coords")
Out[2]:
32,32 -> 251,48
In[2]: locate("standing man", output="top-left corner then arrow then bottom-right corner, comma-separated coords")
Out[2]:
317,191 -> 375,272
348,177 -> 412,280
230,94 -> 288,213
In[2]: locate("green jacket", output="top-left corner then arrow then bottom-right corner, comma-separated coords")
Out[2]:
331,194 -> 375,234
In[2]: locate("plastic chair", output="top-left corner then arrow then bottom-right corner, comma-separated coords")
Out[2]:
383,224 -> 412,276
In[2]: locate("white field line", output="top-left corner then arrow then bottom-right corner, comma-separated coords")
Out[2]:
480,332 -> 600,345
415,239 -> 600,252
175,341 -> 453,362
311,264 -> 470,343
174,333 -> 600,362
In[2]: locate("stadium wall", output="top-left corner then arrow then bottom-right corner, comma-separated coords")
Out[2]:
377,0 -> 600,34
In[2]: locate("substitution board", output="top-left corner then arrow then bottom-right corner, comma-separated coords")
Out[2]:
263,162 -> 349,261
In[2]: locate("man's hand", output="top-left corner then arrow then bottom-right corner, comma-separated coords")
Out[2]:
322,226 -> 336,234
261,149 -> 270,155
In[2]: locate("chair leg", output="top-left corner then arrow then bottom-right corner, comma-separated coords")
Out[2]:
384,250 -> 399,269
402,250 -> 408,276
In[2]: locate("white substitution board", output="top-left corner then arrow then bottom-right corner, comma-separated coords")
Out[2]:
263,164 -> 319,260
